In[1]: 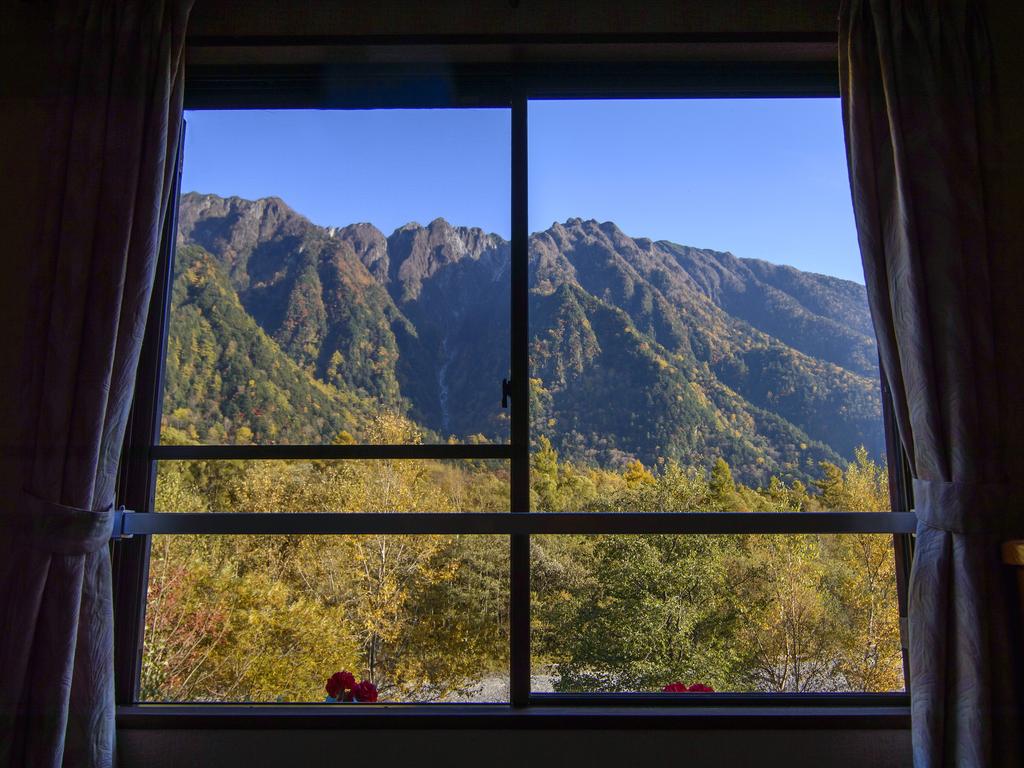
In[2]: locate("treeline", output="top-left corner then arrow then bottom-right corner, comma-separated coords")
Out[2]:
142,415 -> 902,702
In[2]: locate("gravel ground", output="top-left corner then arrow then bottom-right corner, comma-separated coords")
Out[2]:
442,674 -> 555,702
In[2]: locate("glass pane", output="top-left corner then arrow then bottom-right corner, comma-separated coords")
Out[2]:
531,534 -> 904,693
155,459 -> 510,512
528,99 -> 887,508
142,534 -> 509,702
164,108 -> 511,445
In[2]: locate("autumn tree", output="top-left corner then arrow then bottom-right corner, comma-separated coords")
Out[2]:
143,441 -> 902,701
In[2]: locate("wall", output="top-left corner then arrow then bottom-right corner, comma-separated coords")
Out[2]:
182,0 -> 840,70
119,727 -> 912,768
186,0 -> 839,39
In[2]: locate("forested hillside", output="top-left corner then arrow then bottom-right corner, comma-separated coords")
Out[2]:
162,244 -> 385,445
171,192 -> 882,484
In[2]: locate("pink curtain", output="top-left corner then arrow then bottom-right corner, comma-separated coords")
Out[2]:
0,2 -> 191,766
840,0 -> 1024,765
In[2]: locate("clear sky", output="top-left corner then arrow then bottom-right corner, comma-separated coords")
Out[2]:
182,99 -> 863,283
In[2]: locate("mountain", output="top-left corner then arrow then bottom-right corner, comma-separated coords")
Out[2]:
528,218 -> 882,479
161,243 -> 383,445
171,192 -> 883,484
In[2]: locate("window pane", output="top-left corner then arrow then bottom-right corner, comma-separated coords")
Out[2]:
164,108 -> 510,445
155,459 -> 510,512
142,534 -> 509,702
531,534 -> 904,694
528,99 -> 886,508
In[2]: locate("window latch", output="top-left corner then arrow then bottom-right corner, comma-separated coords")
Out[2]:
501,378 -> 512,409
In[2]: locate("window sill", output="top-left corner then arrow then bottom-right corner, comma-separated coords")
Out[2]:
117,699 -> 911,731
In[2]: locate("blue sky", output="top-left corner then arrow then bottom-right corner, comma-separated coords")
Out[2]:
183,99 -> 863,283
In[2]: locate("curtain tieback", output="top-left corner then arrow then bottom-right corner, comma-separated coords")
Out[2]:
913,478 -> 1024,536
0,489 -> 115,554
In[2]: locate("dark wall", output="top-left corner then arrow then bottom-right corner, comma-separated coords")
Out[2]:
183,0 -> 841,69
119,727 -> 912,768
187,0 -> 839,38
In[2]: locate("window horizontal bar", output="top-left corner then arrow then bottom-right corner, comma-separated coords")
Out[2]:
121,511 -> 917,537
528,692 -> 909,708
116,703 -> 910,731
148,443 -> 512,461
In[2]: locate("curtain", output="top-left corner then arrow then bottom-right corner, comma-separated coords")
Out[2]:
0,2 -> 191,766
840,1 -> 1024,765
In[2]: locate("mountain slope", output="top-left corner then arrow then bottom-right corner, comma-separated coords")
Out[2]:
162,243 -> 383,444
528,218 -> 882,474
528,282 -> 846,477
173,192 -> 882,484
662,243 -> 877,377
178,193 -> 410,408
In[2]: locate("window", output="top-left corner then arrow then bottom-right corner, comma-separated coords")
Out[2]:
113,65 -> 914,715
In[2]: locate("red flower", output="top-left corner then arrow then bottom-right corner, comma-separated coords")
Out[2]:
661,681 -> 715,693
325,671 -> 357,699
352,680 -> 378,703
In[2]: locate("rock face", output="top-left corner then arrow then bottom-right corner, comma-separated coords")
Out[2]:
175,192 -> 882,484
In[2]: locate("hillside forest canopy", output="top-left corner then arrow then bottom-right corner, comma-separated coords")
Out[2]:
141,194 -> 903,702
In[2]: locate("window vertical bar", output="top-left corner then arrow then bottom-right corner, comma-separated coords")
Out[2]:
509,92 -> 531,707
112,120 -> 185,705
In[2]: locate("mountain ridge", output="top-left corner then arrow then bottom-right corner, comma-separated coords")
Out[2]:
171,191 -> 882,484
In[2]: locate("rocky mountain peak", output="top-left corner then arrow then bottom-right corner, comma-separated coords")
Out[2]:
384,218 -> 509,302
177,192 -> 312,280
335,222 -> 389,283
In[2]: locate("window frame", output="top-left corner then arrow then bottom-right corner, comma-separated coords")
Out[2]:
112,58 -> 915,724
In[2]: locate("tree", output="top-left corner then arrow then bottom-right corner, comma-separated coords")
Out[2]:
816,461 -> 849,510
824,534 -> 903,691
623,459 -> 655,488
143,427 -> 903,701
709,457 -> 746,511
545,534 -> 739,692
532,435 -> 562,511
732,535 -> 837,691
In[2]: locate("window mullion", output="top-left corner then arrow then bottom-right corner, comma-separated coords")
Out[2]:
509,91 -> 531,707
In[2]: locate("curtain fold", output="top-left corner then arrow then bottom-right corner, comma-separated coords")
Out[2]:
840,0 -> 1024,765
0,2 -> 191,766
